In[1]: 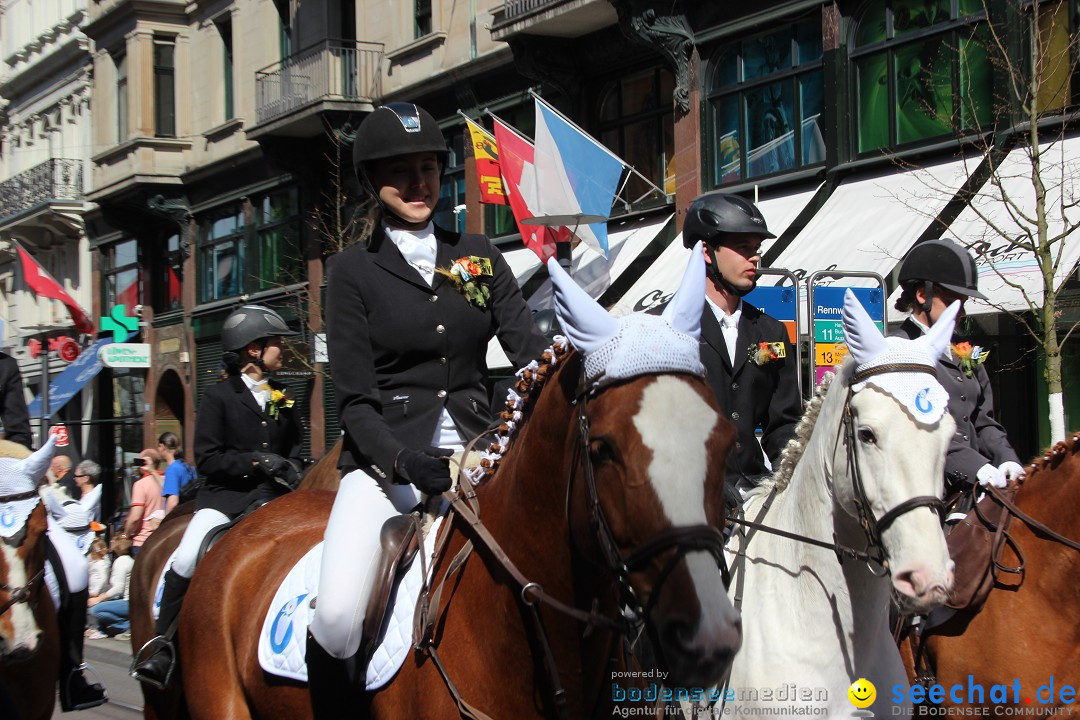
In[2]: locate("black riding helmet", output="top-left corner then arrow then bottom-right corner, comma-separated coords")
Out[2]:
682,192 -> 774,296
898,239 -> 987,313
221,305 -> 298,371
353,102 -> 448,228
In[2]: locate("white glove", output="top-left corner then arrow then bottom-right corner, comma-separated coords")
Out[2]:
998,461 -> 1025,483
976,463 -> 1007,488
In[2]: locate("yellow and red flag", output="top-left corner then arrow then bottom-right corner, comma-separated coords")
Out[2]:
463,116 -> 508,205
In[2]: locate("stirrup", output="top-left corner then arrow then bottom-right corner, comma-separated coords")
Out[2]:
61,663 -> 108,711
130,636 -> 177,690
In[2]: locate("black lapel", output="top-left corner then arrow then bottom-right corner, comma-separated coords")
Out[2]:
230,375 -> 267,419
370,227 -> 436,293
732,303 -> 753,376
700,306 -> 732,373
433,227 -> 465,293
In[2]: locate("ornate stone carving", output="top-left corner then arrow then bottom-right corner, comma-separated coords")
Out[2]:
146,195 -> 193,257
613,0 -> 695,113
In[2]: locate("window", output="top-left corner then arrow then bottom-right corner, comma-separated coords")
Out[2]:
1029,0 -> 1075,114
217,18 -> 235,121
434,132 -> 466,232
275,0 -> 292,59
416,0 -> 433,38
851,0 -> 991,154
115,52 -> 128,143
103,239 -> 140,310
197,187 -> 304,303
157,233 -> 184,313
154,37 -> 176,138
598,68 -> 674,200
705,18 -> 825,186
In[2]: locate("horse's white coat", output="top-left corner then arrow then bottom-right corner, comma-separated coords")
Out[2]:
0,541 -> 40,652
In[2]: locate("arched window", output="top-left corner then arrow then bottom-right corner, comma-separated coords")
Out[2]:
851,0 -> 991,154
705,16 -> 825,187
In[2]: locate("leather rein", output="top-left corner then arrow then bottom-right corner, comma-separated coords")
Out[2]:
0,489 -> 45,616
414,372 -> 726,720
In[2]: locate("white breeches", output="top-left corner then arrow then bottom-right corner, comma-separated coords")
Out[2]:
308,468 -> 421,659
169,508 -> 231,579
46,516 -> 88,593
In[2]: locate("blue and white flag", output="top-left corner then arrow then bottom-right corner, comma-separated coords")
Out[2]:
533,97 -> 624,256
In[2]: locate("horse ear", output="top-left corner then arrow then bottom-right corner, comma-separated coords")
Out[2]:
920,300 -> 960,358
661,241 -> 705,340
841,289 -> 887,365
17,434 -> 57,482
546,256 -> 618,354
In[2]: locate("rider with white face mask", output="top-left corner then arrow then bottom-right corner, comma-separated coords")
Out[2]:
893,238 -> 1023,496
306,102 -> 546,718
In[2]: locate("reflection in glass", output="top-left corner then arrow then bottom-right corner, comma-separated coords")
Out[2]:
894,38 -> 952,145
744,28 -> 792,81
745,81 -> 795,178
857,53 -> 890,153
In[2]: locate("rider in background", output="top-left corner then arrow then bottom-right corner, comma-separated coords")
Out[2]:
308,102 -> 546,718
130,304 -> 302,688
892,239 -> 1024,499
681,192 -> 802,495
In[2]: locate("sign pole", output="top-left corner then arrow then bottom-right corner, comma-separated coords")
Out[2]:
40,343 -> 50,436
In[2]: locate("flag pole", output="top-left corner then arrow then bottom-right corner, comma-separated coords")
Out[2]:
529,90 -> 666,200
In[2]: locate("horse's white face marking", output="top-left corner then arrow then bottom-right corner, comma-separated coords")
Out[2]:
0,542 -> 40,653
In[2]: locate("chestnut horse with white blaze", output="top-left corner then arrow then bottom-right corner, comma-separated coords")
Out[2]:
0,439 -> 62,720
176,245 -> 742,719
903,433 -> 1080,713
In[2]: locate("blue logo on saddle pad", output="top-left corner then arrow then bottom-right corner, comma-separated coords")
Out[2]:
270,593 -> 308,654
914,388 -> 933,415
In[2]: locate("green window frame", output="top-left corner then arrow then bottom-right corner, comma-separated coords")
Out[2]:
115,51 -> 128,143
254,187 -> 303,290
705,17 -> 825,187
416,0 -> 432,38
103,238 -> 140,310
198,204 -> 245,303
851,0 -> 992,154
154,36 -> 176,138
217,17 -> 235,121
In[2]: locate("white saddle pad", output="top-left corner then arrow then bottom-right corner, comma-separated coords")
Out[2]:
257,516 -> 443,690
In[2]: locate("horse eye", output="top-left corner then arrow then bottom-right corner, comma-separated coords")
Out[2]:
857,427 -> 877,445
589,438 -> 618,465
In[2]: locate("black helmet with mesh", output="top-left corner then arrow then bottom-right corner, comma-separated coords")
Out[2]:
352,102 -> 448,185
898,239 -> 987,300
682,192 -> 775,249
221,305 -> 298,354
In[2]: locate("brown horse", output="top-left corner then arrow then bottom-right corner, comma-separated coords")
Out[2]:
0,440 -> 61,720
177,342 -> 741,719
130,440 -> 343,720
904,433 -> 1080,713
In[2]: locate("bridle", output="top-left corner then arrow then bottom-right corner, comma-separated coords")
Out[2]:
0,489 -> 46,616
416,367 -> 728,720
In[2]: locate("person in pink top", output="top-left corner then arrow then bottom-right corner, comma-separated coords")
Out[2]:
124,448 -> 164,557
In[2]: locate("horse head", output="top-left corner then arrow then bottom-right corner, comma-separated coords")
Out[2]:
544,244 -> 742,688
0,437 -> 55,660
833,290 -> 956,612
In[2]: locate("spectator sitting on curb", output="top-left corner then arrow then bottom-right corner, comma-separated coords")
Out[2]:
87,535 -> 135,639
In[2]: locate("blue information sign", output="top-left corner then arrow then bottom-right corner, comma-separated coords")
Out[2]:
27,332 -> 130,418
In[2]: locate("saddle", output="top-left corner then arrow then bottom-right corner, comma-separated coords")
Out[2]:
358,514 -> 422,666
944,483 -> 1023,611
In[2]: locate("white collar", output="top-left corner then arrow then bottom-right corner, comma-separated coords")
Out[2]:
706,297 -> 742,329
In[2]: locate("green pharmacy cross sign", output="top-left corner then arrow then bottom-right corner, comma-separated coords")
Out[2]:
101,305 -> 139,342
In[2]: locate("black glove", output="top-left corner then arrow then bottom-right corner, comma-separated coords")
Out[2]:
253,452 -> 301,491
394,447 -> 453,495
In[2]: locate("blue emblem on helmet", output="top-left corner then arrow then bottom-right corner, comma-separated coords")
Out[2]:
270,593 -> 308,654
914,388 -> 933,414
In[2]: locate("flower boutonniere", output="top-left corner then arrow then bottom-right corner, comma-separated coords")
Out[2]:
951,342 -> 989,377
749,341 -> 787,366
436,255 -> 493,308
268,388 -> 295,419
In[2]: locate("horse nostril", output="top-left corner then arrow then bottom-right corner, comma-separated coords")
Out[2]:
662,618 -> 694,653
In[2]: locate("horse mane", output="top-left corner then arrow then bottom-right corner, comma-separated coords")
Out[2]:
1019,431 -> 1080,482
465,339 -> 571,485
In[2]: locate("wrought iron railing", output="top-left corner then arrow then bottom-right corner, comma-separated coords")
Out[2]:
499,0 -> 564,22
255,39 -> 384,125
0,158 -> 83,222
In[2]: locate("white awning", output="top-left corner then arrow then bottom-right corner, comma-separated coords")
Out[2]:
892,136 -> 1080,316
486,213 -> 674,369
610,185 -> 820,317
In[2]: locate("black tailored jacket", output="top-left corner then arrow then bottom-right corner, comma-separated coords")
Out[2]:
193,375 -> 302,515
0,352 -> 31,449
894,319 -> 1020,487
326,225 -> 546,478
700,302 -> 802,484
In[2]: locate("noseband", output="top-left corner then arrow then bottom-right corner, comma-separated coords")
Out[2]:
843,363 -> 947,572
0,489 -> 45,616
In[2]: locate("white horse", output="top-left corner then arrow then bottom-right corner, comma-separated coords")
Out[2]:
724,290 -> 958,717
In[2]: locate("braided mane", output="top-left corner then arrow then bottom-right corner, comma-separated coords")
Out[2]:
760,370 -> 836,493
464,339 -> 570,485
1020,431 -> 1080,482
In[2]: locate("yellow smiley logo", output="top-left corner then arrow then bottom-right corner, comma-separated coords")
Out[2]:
848,678 -> 876,708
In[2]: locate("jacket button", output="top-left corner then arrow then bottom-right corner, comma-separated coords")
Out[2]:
262,442 -> 269,448
436,324 -> 445,333
962,416 -> 969,423
439,357 -> 447,365
735,442 -> 743,451
960,395 -> 967,401
731,411 -> 740,421
261,421 -> 267,427
429,295 -> 438,303
731,382 -> 739,391
437,390 -> 447,398
956,376 -> 963,382
962,434 -> 969,441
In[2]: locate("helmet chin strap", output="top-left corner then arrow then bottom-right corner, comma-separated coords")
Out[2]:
920,280 -> 935,316
706,246 -> 755,298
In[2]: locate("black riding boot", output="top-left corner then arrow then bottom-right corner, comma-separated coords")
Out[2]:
130,569 -> 190,689
306,632 -> 362,720
58,588 -> 108,711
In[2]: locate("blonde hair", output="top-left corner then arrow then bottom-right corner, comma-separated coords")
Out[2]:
89,536 -> 110,561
